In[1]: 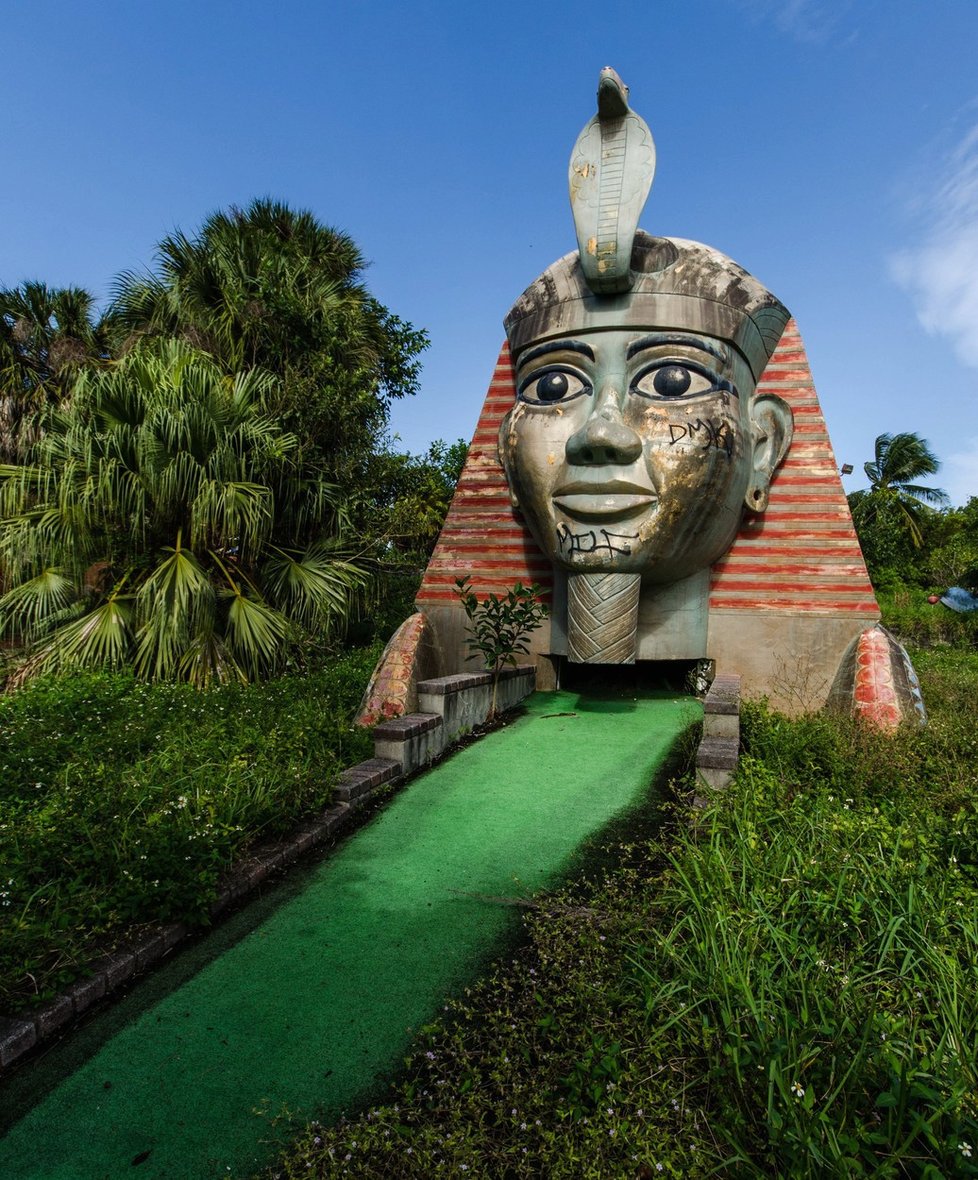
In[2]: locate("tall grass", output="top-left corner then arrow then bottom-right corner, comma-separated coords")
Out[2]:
878,585 -> 978,650
633,754 -> 978,1175
271,648 -> 978,1178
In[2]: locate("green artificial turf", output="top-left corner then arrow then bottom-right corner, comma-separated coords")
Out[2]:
0,688 -> 698,1179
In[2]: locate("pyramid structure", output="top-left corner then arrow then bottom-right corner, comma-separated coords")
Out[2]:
416,319 -> 879,711
709,319 -> 877,617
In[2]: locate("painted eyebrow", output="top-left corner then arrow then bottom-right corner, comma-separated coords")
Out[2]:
626,334 -> 728,363
516,339 -> 595,368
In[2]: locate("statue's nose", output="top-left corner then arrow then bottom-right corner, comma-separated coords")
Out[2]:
565,383 -> 643,465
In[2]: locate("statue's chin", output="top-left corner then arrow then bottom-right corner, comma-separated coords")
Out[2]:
542,524 -> 743,582
553,553 -> 647,576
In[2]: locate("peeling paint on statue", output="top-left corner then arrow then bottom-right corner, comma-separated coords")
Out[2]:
498,67 -> 793,664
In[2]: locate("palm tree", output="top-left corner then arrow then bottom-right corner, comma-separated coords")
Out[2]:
0,341 -> 367,684
106,200 -> 368,371
857,432 -> 949,547
104,200 -> 427,477
0,282 -> 107,461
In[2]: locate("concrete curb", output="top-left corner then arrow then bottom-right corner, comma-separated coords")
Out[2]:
0,667 -> 537,1075
693,672 -> 742,807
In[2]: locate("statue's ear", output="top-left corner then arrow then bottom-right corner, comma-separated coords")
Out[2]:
745,394 -> 793,512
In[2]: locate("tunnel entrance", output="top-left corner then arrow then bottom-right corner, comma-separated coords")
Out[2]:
558,657 -> 713,696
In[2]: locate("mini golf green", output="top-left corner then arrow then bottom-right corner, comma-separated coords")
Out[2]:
0,688 -> 698,1179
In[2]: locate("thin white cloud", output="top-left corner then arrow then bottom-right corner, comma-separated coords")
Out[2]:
732,0 -> 857,44
891,124 -> 978,369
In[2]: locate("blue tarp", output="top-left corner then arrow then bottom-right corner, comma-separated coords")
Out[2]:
940,586 -> 978,613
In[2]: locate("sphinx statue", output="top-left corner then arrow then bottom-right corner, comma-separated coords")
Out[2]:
359,69 -> 924,728
499,68 -> 793,663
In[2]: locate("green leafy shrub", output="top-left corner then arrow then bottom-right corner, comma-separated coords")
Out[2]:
0,645 -> 377,1010
454,576 -> 548,718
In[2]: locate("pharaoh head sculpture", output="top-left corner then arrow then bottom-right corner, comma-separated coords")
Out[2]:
498,69 -> 793,663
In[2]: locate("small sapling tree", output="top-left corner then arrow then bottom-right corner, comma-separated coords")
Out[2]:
454,576 -> 548,720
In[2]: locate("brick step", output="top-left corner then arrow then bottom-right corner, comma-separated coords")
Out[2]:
695,673 -> 742,800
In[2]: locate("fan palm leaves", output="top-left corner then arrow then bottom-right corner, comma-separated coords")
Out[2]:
855,432 -> 949,548
107,199 -> 389,377
103,199 -> 427,485
0,340 -> 368,684
0,281 -> 107,461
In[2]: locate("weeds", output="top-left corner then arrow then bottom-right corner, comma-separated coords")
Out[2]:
0,646 -> 378,1010
454,577 -> 548,720
633,755 -> 978,1175
269,647 -> 978,1178
879,586 -> 978,650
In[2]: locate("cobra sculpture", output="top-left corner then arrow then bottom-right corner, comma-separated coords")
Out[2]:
568,66 -> 656,295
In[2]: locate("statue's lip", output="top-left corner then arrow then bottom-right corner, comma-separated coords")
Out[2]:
554,479 -> 655,496
552,482 -> 657,520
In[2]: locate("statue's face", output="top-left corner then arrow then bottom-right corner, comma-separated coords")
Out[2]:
499,328 -> 763,582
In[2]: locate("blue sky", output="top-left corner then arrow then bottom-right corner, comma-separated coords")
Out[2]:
4,0 -> 978,504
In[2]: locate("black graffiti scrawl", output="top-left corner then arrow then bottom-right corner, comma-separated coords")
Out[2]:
556,527 -> 639,558
668,418 -> 734,458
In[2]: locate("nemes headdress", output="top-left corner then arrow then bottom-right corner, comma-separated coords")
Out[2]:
504,68 -> 790,381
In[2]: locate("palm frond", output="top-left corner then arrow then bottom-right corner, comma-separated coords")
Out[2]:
0,568 -> 78,642
894,499 -> 925,548
262,543 -> 369,630
0,504 -> 97,580
223,587 -> 291,681
899,483 -> 950,506
191,480 -> 273,558
177,626 -> 247,687
23,593 -> 134,677
132,540 -> 215,681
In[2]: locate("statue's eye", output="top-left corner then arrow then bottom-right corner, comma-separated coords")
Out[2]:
631,360 -> 734,401
652,365 -> 691,397
518,367 -> 590,405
